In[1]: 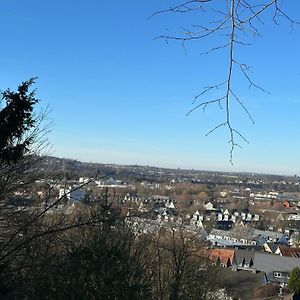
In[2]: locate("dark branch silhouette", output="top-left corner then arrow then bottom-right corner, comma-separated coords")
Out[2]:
152,0 -> 298,163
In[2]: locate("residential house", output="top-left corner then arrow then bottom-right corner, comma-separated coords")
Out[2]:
208,227 -> 258,247
204,201 -> 214,211
253,253 -> 300,286
289,230 -> 300,247
287,213 -> 300,221
209,249 -> 235,267
96,178 -> 126,188
275,246 -> 300,258
166,201 -> 175,209
59,187 -> 86,202
78,177 -> 90,184
152,195 -> 171,204
263,242 -> 279,254
124,193 -> 142,202
208,227 -> 288,248
232,249 -> 255,271
192,210 -> 203,221
254,229 -> 289,245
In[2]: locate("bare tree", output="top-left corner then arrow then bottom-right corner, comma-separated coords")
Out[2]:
0,80 -> 118,296
141,224 -> 219,299
151,0 -> 298,163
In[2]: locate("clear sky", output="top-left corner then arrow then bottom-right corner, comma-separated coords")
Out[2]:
0,1 -> 300,175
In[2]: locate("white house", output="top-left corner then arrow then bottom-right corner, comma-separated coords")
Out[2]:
204,202 -> 214,211
59,187 -> 86,202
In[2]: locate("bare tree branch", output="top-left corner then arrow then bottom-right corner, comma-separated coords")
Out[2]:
152,0 -> 298,162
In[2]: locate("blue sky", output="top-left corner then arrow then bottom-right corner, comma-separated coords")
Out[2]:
0,1 -> 300,175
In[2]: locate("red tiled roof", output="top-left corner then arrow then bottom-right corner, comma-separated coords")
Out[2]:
209,249 -> 235,266
279,246 -> 300,258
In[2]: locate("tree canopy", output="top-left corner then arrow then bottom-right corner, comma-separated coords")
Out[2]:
0,78 -> 38,164
288,267 -> 300,295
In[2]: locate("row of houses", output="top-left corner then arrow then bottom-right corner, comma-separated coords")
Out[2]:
192,208 -> 259,223
126,216 -> 208,239
208,227 -> 289,247
156,213 -> 205,229
96,178 -> 127,188
154,208 -> 249,231
124,193 -> 175,206
209,247 -> 300,286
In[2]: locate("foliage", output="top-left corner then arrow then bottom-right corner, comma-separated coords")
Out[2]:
141,226 -> 220,300
254,284 -> 279,298
0,78 -> 39,164
218,268 -> 261,299
288,267 -> 300,295
16,224 -> 151,300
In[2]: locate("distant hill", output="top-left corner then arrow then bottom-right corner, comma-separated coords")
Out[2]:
35,156 -> 297,185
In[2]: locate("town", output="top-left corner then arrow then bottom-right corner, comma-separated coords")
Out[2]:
12,156 -> 300,299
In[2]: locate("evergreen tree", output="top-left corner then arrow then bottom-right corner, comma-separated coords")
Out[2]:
0,78 -> 38,164
288,267 -> 300,295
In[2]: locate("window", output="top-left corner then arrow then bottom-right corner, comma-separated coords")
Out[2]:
274,272 -> 281,278
249,259 -> 253,267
